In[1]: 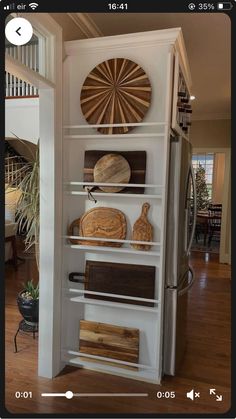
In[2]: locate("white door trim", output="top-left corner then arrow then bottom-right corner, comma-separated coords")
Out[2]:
5,13 -> 63,378
192,147 -> 231,264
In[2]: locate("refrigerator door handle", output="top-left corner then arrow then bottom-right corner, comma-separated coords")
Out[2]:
178,267 -> 195,296
187,163 -> 197,255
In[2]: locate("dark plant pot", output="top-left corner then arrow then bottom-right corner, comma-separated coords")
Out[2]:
17,290 -> 39,326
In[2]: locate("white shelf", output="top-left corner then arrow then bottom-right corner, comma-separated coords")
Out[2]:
64,122 -> 167,129
65,191 -> 162,199
66,350 -> 156,371
66,244 -> 160,257
64,182 -> 163,188
65,133 -> 164,140
65,235 -> 160,247
65,355 -> 159,382
69,295 -> 158,313
68,287 -> 159,305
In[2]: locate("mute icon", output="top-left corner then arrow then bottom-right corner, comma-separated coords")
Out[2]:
186,389 -> 200,400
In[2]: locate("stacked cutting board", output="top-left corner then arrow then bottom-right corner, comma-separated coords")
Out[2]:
69,261 -> 156,368
79,320 -> 139,369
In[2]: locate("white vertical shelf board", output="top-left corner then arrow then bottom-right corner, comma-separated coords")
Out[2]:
62,54 -> 71,359
154,50 -> 174,381
61,59 -> 85,358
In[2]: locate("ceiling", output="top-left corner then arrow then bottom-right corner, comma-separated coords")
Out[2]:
66,13 -> 231,121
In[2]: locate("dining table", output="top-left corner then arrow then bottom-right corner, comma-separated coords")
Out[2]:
196,210 -> 222,246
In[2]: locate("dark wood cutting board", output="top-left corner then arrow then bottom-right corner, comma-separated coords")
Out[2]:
83,150 -> 146,193
69,261 -> 155,306
79,320 -> 139,364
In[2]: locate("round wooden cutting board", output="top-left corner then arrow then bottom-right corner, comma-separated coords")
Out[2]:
79,207 -> 127,247
80,58 -> 152,134
94,153 -> 131,193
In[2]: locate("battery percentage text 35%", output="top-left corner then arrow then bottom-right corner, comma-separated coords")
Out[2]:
198,3 -> 215,9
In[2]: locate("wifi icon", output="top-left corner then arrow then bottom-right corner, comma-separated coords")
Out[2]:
29,2 -> 38,9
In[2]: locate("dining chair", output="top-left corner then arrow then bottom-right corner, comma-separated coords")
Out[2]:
207,204 -> 222,246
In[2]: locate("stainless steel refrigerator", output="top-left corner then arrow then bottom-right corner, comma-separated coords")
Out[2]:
163,133 -> 197,376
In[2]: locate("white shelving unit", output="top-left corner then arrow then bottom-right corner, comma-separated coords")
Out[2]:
62,121 -> 166,383
61,28 -> 191,384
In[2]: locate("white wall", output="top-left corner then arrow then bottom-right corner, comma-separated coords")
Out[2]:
5,98 -> 39,143
212,153 -> 225,204
191,119 -> 230,148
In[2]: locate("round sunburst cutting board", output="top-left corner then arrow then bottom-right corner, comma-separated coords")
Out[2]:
80,58 -> 152,134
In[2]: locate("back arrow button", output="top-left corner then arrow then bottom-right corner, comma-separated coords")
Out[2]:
5,18 -> 33,46
16,27 -> 21,36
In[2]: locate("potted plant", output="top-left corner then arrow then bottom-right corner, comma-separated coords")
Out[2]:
5,137 -> 39,267
17,280 -> 39,326
15,140 -> 39,268
5,137 -> 40,324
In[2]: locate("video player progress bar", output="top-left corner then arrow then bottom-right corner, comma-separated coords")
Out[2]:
41,391 -> 149,399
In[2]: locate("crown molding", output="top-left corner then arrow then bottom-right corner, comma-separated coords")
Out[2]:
65,28 -> 183,55
67,13 -> 103,38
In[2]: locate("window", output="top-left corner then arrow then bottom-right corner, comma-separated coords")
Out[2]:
192,153 -> 214,200
5,14 -> 46,97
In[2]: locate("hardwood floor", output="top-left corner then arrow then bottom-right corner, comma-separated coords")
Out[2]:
4,249 -> 231,416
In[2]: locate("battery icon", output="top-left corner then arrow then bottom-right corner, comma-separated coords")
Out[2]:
217,2 -> 233,9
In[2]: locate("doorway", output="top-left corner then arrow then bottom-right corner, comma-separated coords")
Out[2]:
191,148 -> 230,264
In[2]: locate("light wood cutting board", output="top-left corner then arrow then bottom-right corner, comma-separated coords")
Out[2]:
79,320 -> 139,364
94,153 -> 131,192
79,207 -> 126,247
132,202 -> 153,250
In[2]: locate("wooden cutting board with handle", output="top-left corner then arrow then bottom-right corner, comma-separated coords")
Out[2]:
132,202 -> 153,250
79,320 -> 139,365
83,150 -> 146,194
94,153 -> 131,193
68,218 -> 80,244
79,207 -> 126,247
69,261 -> 155,306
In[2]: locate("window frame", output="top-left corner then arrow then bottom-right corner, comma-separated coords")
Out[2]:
192,152 -> 215,201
